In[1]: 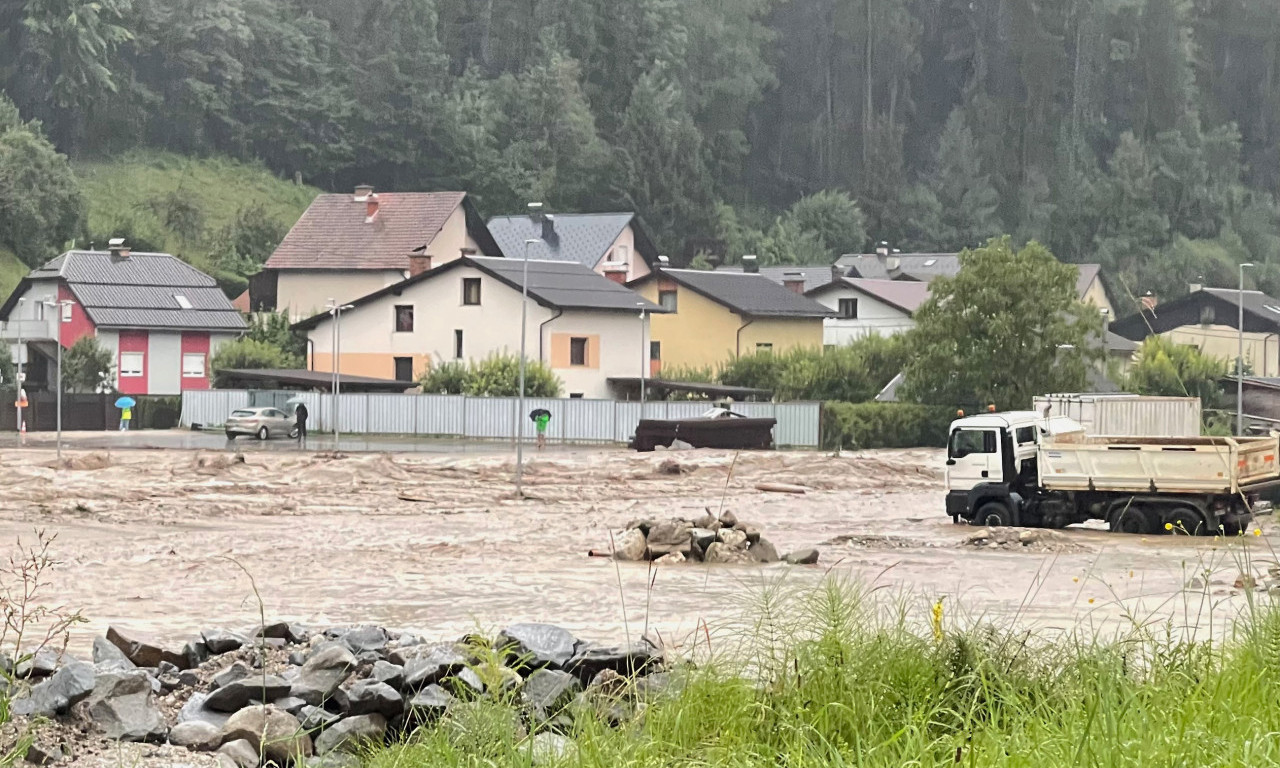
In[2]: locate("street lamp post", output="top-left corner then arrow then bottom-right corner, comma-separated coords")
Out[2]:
1239,262 -> 1256,436
44,300 -> 72,463
638,303 -> 647,419
14,297 -> 25,442
326,300 -> 354,446
515,235 -> 542,495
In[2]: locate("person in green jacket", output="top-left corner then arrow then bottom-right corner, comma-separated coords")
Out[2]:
530,408 -> 551,450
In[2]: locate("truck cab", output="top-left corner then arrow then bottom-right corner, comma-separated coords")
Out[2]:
945,411 -> 1082,525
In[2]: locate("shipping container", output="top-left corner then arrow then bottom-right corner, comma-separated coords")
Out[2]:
1031,394 -> 1201,437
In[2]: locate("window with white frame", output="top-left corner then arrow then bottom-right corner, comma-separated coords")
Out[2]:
119,352 -> 144,377
60,303 -> 72,322
182,353 -> 205,378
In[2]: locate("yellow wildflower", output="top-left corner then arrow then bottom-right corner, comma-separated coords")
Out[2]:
1165,522 -> 1174,531
930,598 -> 945,643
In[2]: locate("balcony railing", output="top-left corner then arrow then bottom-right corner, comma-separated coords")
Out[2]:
0,318 -> 59,342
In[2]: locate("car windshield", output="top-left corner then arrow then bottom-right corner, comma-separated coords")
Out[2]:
230,410 -> 255,418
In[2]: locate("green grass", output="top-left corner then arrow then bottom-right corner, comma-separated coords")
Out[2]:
74,150 -> 320,278
364,573 -> 1280,768
0,248 -> 27,301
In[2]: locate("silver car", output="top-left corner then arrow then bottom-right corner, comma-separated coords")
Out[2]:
225,407 -> 298,440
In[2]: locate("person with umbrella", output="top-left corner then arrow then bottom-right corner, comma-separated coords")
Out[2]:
115,396 -> 136,431
529,408 -> 551,451
293,400 -> 309,448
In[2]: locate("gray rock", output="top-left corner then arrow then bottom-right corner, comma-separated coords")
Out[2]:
286,624 -> 311,645
407,685 -> 454,719
634,671 -> 680,700
201,629 -> 248,655
704,541 -> 752,564
653,551 -> 686,565
291,645 -> 356,706
92,637 -> 135,672
718,510 -> 739,527
206,674 -> 291,713
177,692 -> 231,730
87,672 -> 168,742
569,642 -> 661,682
748,539 -> 780,563
692,512 -> 720,530
341,679 -> 403,719
273,695 -> 307,716
105,626 -> 188,670
178,671 -> 200,688
216,738 -> 259,768
11,661 -> 95,717
784,548 -> 820,565
370,661 -> 404,690
288,652 -> 308,667
690,528 -> 718,553
521,669 -> 581,723
530,732 -> 577,766
306,754 -> 360,768
717,528 -> 748,549
15,648 -> 61,679
220,704 -> 312,765
168,720 -> 222,751
401,647 -> 467,691
299,705 -> 340,733
447,667 -> 486,697
182,639 -> 209,669
211,661 -> 251,690
624,518 -> 656,534
734,522 -> 762,544
24,741 -> 63,766
340,626 -> 388,654
256,621 -> 291,640
313,714 -> 387,755
645,520 -> 693,557
611,529 -> 647,562
498,624 -> 579,670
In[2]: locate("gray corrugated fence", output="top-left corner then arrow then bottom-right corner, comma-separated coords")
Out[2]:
181,391 -> 822,447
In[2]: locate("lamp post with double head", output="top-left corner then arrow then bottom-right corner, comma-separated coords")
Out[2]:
1239,262 -> 1256,435
43,300 -> 73,463
325,299 -> 354,445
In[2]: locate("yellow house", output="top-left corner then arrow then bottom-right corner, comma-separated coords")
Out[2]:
1111,288 -> 1280,375
630,268 -> 832,371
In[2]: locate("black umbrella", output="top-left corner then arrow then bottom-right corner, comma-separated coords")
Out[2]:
529,408 -> 551,422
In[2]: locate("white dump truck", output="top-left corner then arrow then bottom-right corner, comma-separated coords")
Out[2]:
945,411 -> 1277,535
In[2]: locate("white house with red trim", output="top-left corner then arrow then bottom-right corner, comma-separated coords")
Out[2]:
0,244 -> 246,395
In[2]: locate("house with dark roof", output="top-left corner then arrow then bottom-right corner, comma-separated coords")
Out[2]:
806,278 -> 931,345
712,263 -> 841,294
627,268 -> 833,370
0,243 -> 246,395
1111,287 -> 1280,376
486,212 -> 659,284
258,186 -> 502,319
293,256 -> 664,398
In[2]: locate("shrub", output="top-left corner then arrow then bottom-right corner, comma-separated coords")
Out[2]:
822,401 -> 956,449
1124,336 -> 1228,408
418,355 -> 562,397
210,338 -> 299,387
61,336 -> 115,393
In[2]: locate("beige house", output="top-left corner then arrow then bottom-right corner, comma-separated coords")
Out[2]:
1111,288 -> 1280,376
293,256 -> 663,398
256,186 -> 503,320
486,213 -> 660,284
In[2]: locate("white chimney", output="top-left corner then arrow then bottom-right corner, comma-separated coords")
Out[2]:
354,184 -> 374,202
742,254 -> 759,274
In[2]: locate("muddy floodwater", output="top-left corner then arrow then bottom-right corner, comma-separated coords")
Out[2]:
0,445 -> 1276,657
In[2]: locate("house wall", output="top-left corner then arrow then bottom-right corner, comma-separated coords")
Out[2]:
543,312 -> 647,398
1163,325 -> 1280,376
116,330 -> 149,395
425,205 -> 482,264
810,285 -> 915,346
57,283 -> 96,347
307,265 -> 645,398
635,278 -> 823,369
277,270 -> 407,321
590,226 -> 651,283
181,332 -> 211,391
1081,276 -> 1115,317
147,332 -> 183,395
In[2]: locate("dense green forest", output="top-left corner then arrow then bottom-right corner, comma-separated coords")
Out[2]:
3,0 -> 1280,310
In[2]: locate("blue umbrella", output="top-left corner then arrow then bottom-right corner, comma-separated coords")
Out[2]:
114,396 -> 136,409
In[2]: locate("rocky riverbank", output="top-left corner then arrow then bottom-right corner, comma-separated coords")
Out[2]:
5,621 -> 667,767
608,510 -> 820,566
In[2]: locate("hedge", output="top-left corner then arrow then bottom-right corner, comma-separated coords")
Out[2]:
822,402 -> 956,450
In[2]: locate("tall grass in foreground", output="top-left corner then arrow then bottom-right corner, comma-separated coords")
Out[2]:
364,575 -> 1280,768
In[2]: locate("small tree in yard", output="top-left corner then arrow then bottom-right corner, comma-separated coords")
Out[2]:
61,337 -> 115,393
0,344 -> 13,389
210,338 -> 296,388
418,354 -> 562,397
1124,336 -> 1227,408
900,237 -> 1103,410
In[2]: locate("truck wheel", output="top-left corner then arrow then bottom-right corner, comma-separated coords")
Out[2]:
1111,505 -> 1152,535
1164,507 -> 1207,536
975,502 -> 1012,528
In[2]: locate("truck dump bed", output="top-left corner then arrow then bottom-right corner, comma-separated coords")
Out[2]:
1039,435 -> 1280,494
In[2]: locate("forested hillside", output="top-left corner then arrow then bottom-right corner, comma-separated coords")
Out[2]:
2,0 -> 1280,306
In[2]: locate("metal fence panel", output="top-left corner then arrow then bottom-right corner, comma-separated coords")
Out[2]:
181,391 -> 822,447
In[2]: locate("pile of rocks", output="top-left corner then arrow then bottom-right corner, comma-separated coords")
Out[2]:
611,511 -> 819,566
9,621 -> 667,767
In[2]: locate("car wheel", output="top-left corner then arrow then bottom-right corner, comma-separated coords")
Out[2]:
1110,503 -> 1152,535
257,426 -> 270,440
289,427 -> 300,439
975,502 -> 1012,528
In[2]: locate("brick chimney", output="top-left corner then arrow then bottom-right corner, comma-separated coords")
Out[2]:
783,271 -> 805,294
365,194 -> 380,223
354,184 -> 374,201
409,253 -> 432,277
108,237 -> 130,261
603,264 -> 628,284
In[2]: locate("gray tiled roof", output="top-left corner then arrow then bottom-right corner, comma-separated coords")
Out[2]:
838,252 -> 1104,301
713,265 -> 837,293
471,257 -> 662,312
659,269 -> 834,318
12,251 -> 245,332
487,213 -> 640,268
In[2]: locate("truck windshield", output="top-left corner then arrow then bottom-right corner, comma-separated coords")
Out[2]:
949,429 -> 996,458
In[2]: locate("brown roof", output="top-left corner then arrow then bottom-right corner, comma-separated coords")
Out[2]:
265,191 -> 483,271
840,278 -> 932,314
231,290 -> 250,313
